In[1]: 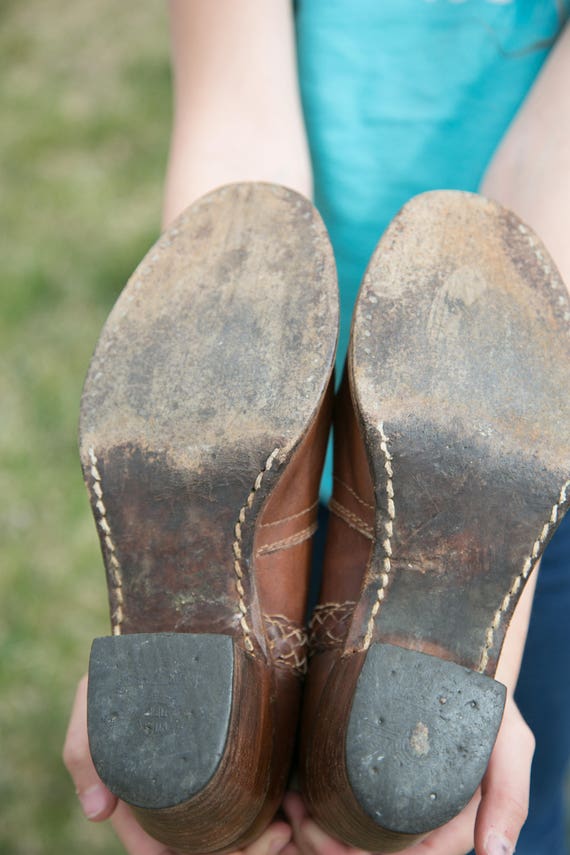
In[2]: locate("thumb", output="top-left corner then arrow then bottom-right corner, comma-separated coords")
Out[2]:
473,696 -> 535,855
63,673 -> 117,821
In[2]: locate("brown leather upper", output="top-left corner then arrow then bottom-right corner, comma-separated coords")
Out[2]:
253,380 -> 334,672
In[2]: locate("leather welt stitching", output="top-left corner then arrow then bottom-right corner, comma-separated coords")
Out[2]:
256,522 -> 318,556
362,422 -> 395,651
476,223 -> 567,668
88,447 -> 124,636
516,221 -> 555,286
259,500 -> 319,529
233,448 -> 280,653
478,479 -> 570,672
329,498 -> 374,540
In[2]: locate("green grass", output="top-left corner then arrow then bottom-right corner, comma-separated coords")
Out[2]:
1,2 -> 170,851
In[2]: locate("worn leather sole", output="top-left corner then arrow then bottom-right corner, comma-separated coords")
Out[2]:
301,191 -> 570,851
79,183 -> 338,853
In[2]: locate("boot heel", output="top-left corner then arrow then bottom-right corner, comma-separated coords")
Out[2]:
88,633 -> 234,809
301,190 -> 570,851
346,643 -> 506,833
88,633 -> 274,853
80,182 -> 338,852
302,644 -> 505,852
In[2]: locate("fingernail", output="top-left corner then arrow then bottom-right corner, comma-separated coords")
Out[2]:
78,784 -> 107,819
486,831 -> 514,855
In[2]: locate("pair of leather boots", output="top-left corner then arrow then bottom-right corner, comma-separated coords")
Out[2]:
80,183 -> 570,854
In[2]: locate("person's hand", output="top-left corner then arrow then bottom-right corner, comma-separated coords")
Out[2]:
63,674 -> 294,855
283,694 -> 534,855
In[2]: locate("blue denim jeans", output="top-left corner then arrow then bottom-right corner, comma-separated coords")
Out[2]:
513,510 -> 570,855
310,507 -> 570,855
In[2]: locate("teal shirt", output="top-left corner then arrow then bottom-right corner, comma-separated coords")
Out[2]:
296,0 -> 567,499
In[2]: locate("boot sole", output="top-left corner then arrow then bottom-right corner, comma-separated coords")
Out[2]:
303,191 -> 570,850
80,183 -> 338,853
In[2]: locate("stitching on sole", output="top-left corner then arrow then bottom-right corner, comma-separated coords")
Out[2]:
478,479 -> 570,672
88,447 -> 124,636
233,448 -> 280,653
362,421 -> 395,651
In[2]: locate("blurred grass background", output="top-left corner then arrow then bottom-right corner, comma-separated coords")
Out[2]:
1,2 -> 171,851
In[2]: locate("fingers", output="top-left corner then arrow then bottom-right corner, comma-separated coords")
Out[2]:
243,820 -> 293,855
284,790 -> 480,855
283,792 -> 360,855
111,795 -> 292,855
111,801 -> 180,855
285,692 -> 534,855
473,697 -> 535,855
111,797 -> 292,855
406,792 -> 479,855
62,673 -> 117,822
64,674 -> 293,855
282,792 -> 307,830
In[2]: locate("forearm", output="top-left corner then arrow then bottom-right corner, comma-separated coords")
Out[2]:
163,0 -> 311,228
481,24 -> 570,692
481,23 -> 570,291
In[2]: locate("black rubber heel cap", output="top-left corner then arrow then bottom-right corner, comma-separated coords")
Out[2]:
346,643 -> 506,834
88,633 -> 234,810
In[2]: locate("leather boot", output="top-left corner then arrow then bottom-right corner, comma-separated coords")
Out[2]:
300,190 -> 570,852
81,183 -> 338,854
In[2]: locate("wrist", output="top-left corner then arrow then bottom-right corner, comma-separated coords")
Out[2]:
162,123 -> 312,228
